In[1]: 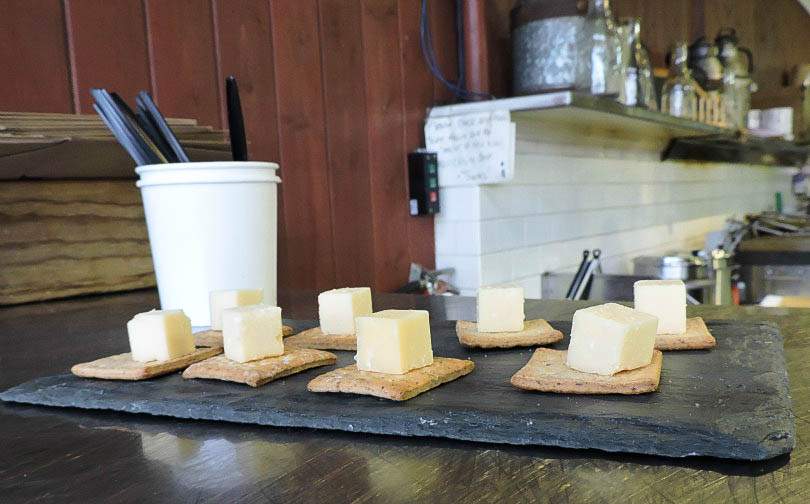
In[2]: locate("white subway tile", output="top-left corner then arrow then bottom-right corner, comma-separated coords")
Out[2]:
514,275 -> 541,299
437,186 -> 481,221
480,218 -> 524,253
436,255 -> 480,290
480,251 -> 513,285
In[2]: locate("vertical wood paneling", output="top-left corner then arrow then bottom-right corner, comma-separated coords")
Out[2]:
270,0 -> 337,290
64,0 -> 152,113
0,0 -> 73,112
612,0 -> 691,67
361,0 -> 412,291
318,0 -> 376,287
213,0 -> 279,162
144,0 -> 222,127
398,0 -> 436,270
1,0 -> 457,293
429,0 -> 460,105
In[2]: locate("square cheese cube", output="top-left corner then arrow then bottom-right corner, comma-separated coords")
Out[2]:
209,289 -> 264,330
634,280 -> 687,334
222,304 -> 284,363
477,285 -> 525,333
566,303 -> 657,375
318,287 -> 372,335
127,309 -> 194,363
355,310 -> 433,374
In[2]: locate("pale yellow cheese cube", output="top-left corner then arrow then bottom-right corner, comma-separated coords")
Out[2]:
209,289 -> 264,330
634,279 -> 687,334
477,285 -> 525,333
126,309 -> 194,363
566,303 -> 657,375
355,310 -> 434,374
318,287 -> 372,335
222,304 -> 284,363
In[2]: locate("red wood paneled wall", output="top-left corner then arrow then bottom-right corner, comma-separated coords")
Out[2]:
0,0 -> 460,293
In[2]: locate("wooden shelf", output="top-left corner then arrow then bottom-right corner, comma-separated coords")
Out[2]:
428,92 -> 808,167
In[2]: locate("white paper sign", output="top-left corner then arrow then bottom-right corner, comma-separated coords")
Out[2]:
425,110 -> 514,186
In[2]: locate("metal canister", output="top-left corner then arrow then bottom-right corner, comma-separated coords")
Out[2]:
511,0 -> 586,95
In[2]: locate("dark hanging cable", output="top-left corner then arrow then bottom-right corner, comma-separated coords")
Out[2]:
420,0 -> 493,101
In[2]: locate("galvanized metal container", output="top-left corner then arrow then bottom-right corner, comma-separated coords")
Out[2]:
511,0 -> 585,95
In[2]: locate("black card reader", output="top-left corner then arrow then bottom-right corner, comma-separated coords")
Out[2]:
408,149 -> 440,216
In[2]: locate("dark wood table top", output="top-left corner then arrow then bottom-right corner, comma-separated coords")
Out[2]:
1,290 -> 809,503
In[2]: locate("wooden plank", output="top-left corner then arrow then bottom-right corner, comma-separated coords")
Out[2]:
318,0 -> 376,287
361,0 -> 412,291
0,0 -> 74,112
212,0 -> 279,163
0,181 -> 155,305
270,0 -> 336,290
398,0 -> 436,270
64,0 -> 152,113
144,0 -> 222,128
428,0 -> 460,105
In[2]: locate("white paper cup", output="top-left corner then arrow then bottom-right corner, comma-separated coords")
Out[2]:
136,161 -> 281,325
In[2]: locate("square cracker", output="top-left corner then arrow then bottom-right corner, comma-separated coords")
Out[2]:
194,325 -> 295,348
71,347 -> 222,381
182,348 -> 337,387
655,317 -> 716,351
307,357 -> 474,401
511,348 -> 663,395
283,326 -> 356,351
456,319 -> 563,349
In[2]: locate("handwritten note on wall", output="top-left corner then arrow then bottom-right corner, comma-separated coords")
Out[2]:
425,110 -> 515,187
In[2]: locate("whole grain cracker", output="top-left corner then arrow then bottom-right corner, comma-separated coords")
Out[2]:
655,317 -> 716,351
182,348 -> 336,387
194,325 -> 295,348
307,357 -> 474,401
510,348 -> 663,395
284,326 -> 356,351
71,346 -> 222,381
456,319 -> 564,349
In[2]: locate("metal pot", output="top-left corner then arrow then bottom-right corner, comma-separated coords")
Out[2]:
633,253 -> 708,281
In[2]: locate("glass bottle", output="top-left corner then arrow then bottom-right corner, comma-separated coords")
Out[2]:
661,42 -> 699,120
576,0 -> 621,96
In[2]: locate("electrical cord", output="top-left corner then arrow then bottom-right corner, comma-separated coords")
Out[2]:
420,0 -> 494,101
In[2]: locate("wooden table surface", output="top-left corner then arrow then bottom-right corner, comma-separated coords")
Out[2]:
1,290 -> 808,503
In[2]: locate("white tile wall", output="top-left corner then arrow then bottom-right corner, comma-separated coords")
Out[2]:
435,124 -> 795,299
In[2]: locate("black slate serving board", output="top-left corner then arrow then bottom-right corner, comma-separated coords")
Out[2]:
0,319 -> 795,460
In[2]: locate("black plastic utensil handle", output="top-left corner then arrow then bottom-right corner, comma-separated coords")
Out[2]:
109,92 -> 167,164
92,89 -> 154,166
111,91 -> 175,163
566,250 -> 590,300
226,76 -> 248,161
136,91 -> 190,163
93,102 -> 148,166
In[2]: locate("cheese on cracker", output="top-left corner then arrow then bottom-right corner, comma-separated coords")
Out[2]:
477,285 -> 525,333
127,309 -> 195,363
209,289 -> 264,330
634,279 -> 687,334
318,287 -> 372,335
222,304 -> 284,363
355,310 -> 433,374
566,303 -> 657,376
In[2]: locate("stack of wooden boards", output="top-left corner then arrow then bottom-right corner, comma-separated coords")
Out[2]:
0,110 -> 233,306
0,111 -> 231,179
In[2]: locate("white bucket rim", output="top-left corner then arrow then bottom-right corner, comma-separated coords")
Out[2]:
136,161 -> 281,187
